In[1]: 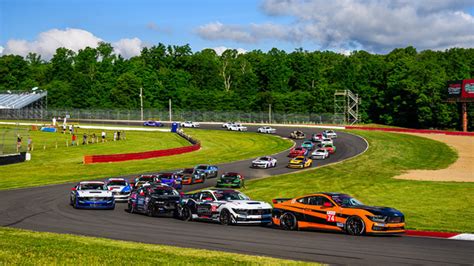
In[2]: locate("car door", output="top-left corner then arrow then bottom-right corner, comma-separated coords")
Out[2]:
196,192 -> 215,219
302,196 -> 341,231
135,188 -> 146,211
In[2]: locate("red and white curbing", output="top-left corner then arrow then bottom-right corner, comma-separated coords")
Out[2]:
405,230 -> 474,241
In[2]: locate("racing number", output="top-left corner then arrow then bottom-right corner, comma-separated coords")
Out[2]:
326,211 -> 336,222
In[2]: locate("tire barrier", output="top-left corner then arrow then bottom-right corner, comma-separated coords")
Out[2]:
83,130 -> 200,164
345,126 -> 474,136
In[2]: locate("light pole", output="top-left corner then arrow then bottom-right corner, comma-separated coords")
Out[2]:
268,104 -> 272,124
139,87 -> 143,121
169,99 -> 172,122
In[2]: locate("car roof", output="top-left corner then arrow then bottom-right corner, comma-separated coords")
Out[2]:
79,181 -> 105,184
107,178 -> 126,181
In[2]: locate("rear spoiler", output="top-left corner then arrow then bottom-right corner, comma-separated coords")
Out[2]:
272,198 -> 291,204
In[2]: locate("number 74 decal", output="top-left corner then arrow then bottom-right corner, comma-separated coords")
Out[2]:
326,211 -> 336,222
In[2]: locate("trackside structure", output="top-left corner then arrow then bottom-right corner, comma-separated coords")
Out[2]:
334,89 -> 360,125
0,90 -> 47,120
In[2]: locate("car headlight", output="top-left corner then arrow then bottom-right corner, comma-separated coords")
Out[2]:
367,215 -> 387,223
233,179 -> 240,183
232,209 -> 247,215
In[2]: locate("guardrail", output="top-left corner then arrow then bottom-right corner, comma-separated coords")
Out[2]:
83,130 -> 200,164
345,126 -> 474,136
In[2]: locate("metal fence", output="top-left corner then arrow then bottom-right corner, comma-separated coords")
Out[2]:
1,109 -> 344,125
0,127 -> 29,155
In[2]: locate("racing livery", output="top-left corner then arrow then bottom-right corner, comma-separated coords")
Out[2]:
180,189 -> 272,225
287,156 -> 313,168
143,120 -> 164,127
156,173 -> 183,190
290,131 -> 305,139
105,178 -> 132,202
272,193 -> 405,235
311,133 -> 324,142
127,184 -> 181,217
222,122 -> 236,128
321,138 -> 333,146
257,126 -> 276,134
194,164 -> 219,178
251,156 -> 277,168
321,144 -> 336,154
311,149 -> 329,160
178,168 -> 206,185
130,175 -> 156,188
288,147 -> 308,157
228,123 -> 248,131
180,121 -> 200,128
301,140 -> 314,151
216,172 -> 245,188
70,181 -> 115,209
323,130 -> 337,139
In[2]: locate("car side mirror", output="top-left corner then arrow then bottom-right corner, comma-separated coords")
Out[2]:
323,202 -> 333,207
71,187 -> 76,191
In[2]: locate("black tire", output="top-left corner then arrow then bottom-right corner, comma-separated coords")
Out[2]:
345,216 -> 365,236
128,202 -> 135,213
146,204 -> 155,217
182,206 -> 193,221
72,197 -> 77,209
219,209 -> 233,225
280,212 -> 298,230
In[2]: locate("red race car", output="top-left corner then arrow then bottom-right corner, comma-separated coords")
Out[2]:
321,144 -> 336,154
288,147 -> 308,157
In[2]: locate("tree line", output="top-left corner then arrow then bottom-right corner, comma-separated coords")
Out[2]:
0,42 -> 473,130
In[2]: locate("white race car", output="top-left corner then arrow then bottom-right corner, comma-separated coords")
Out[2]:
222,122 -> 235,128
257,126 -> 276,134
70,181 -> 115,209
311,149 -> 329,160
321,138 -> 333,146
228,123 -> 248,131
323,130 -> 337,138
180,121 -> 200,128
105,178 -> 132,202
180,189 -> 272,225
251,156 -> 277,168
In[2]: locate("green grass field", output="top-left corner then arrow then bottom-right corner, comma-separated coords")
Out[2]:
242,131 -> 474,233
0,126 -> 292,190
0,227 -> 314,265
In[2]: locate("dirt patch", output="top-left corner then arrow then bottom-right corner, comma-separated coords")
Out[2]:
395,133 -> 474,182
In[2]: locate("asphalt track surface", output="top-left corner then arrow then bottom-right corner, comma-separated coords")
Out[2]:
0,124 -> 473,265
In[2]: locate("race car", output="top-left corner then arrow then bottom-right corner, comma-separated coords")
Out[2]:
179,189 -> 272,225
70,181 -> 115,209
180,121 -> 200,128
143,120 -> 164,127
130,175 -> 156,188
216,172 -> 244,188
228,123 -> 248,131
257,126 -> 276,134
321,143 -> 336,154
323,130 -> 337,139
301,140 -> 314,151
127,184 -> 181,217
321,138 -> 333,146
288,147 -> 308,157
311,149 -> 329,160
105,178 -> 132,202
178,168 -> 206,185
156,173 -> 183,190
287,156 -> 313,168
311,133 -> 324,142
222,122 -> 236,128
272,192 -> 405,235
290,131 -> 305,139
251,156 -> 277,168
194,164 -> 219,178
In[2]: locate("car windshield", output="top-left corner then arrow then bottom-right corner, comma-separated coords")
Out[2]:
213,191 -> 249,201
182,168 -> 194,174
331,195 -> 363,207
222,174 -> 239,179
258,157 -> 268,161
323,139 -> 331,141
139,176 -> 155,182
295,147 -> 302,150
316,149 -> 325,153
196,165 -> 207,170
80,183 -> 105,190
107,180 -> 127,186
151,188 -> 179,196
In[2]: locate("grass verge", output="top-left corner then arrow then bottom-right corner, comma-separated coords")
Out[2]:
0,227 -> 315,265
242,131 -> 474,233
0,127 -> 292,190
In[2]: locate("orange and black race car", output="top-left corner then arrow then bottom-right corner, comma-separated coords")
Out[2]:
272,192 -> 405,235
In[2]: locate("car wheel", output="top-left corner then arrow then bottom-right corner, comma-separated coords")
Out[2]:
346,216 -> 365,236
146,204 -> 155,217
128,202 -> 135,213
280,212 -> 298,230
182,206 -> 193,221
72,198 -> 77,209
219,209 -> 233,225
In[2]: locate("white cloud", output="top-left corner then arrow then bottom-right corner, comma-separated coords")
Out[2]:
0,46 -> 4,54
2,28 -> 144,60
198,0 -> 474,53
211,46 -> 247,56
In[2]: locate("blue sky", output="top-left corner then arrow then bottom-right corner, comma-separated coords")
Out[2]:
1,0 -> 474,59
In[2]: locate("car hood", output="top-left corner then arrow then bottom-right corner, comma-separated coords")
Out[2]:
289,159 -> 304,164
252,159 -> 269,164
217,200 -> 272,209
312,151 -> 326,155
352,205 -> 404,217
77,190 -> 112,197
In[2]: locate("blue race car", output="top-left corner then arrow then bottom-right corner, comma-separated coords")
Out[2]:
156,173 -> 183,190
301,140 -> 315,151
70,181 -> 115,209
194,164 -> 219,179
105,178 -> 132,202
143,120 -> 164,127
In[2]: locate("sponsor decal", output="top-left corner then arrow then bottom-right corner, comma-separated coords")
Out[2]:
326,211 -> 336,222
448,84 -> 461,95
337,222 -> 344,227
465,83 -> 474,94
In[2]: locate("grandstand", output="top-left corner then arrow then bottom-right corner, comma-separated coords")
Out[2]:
0,90 -> 47,119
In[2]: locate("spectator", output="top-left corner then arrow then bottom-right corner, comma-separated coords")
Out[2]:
69,124 -> 73,134
27,136 -> 32,151
72,134 -> 77,146
117,131 -> 121,141
91,133 -> 96,144
82,133 -> 88,145
101,131 -> 106,142
113,131 -> 117,141
62,124 -> 67,134
16,135 -> 22,152
52,117 -> 57,127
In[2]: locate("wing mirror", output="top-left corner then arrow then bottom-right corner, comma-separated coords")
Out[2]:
71,187 -> 76,191
323,202 -> 333,207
